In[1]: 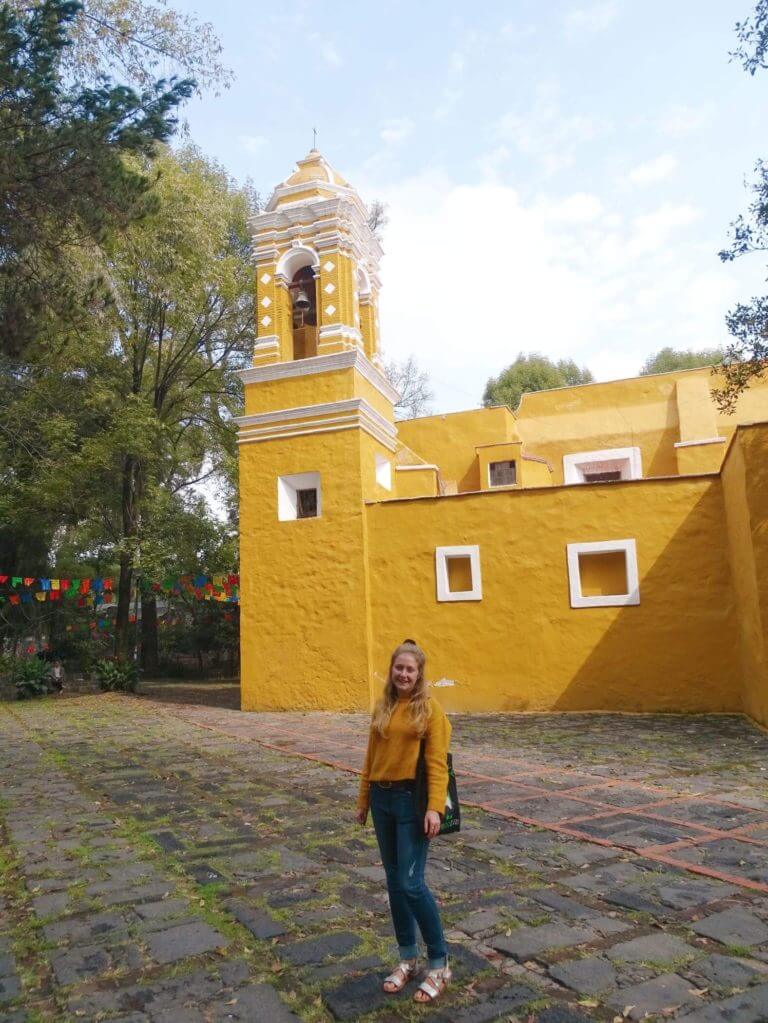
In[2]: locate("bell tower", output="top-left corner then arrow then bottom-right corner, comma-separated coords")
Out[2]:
236,149 -> 399,711
251,148 -> 383,367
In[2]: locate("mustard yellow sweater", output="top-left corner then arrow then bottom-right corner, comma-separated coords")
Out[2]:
357,696 -> 451,815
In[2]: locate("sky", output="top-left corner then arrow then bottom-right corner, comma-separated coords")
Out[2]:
169,0 -> 767,413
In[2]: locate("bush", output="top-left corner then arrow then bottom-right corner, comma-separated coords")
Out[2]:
10,657 -> 51,699
94,658 -> 139,692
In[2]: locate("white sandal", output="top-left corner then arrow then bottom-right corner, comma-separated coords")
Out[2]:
414,963 -> 452,1003
382,960 -> 417,993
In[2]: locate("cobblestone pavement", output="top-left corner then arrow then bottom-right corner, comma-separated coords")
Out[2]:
1,697 -> 768,1023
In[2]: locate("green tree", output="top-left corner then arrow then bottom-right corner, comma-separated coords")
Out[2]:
716,3 -> 768,409
639,347 -> 724,375
0,0 -> 193,356
483,353 -> 594,411
75,146 -> 253,659
6,0 -> 231,93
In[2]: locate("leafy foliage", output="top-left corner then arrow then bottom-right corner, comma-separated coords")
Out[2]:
5,0 -> 231,93
94,657 -> 139,691
483,353 -> 594,411
640,347 -> 724,375
731,0 -> 768,75
0,0 -> 194,356
8,657 -> 51,699
384,356 -> 434,420
715,9 -> 768,409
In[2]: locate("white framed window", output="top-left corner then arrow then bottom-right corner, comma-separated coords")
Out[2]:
489,460 -> 517,487
567,539 -> 640,608
277,472 -> 321,521
563,447 -> 642,485
436,545 -> 482,602
375,453 -> 392,491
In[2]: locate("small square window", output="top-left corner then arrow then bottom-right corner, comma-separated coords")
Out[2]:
296,488 -> 318,519
583,470 -> 621,483
375,453 -> 392,491
436,545 -> 482,602
563,447 -> 642,485
277,472 -> 322,521
489,460 -> 517,487
567,539 -> 639,608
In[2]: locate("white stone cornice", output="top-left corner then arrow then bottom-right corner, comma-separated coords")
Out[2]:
238,348 -> 400,405
674,437 -> 726,448
235,397 -> 397,451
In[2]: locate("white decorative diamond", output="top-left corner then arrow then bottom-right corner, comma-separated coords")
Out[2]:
324,283 -> 335,294
261,296 -> 271,307
260,315 -> 272,327
260,272 -> 271,285
323,260 -> 335,272
325,305 -> 336,316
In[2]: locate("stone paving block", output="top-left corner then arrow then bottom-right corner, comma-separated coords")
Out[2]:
145,921 -> 230,964
692,908 -> 768,948
490,923 -> 597,961
536,1008 -> 593,1023
44,911 -> 127,945
0,972 -> 21,1004
226,900 -> 287,940
153,1009 -> 205,1023
687,953 -> 763,990
605,932 -> 699,965
50,943 -> 112,984
321,972 -> 394,1021
210,982 -> 302,1022
305,953 -> 384,981
430,983 -> 536,1023
530,890 -> 602,920
134,898 -> 190,921
677,982 -> 768,1021
549,956 -> 618,995
657,878 -> 738,910
0,953 -> 15,976
150,831 -> 185,853
607,973 -> 702,1020
31,890 -> 68,917
277,931 -> 362,966
454,908 -> 505,935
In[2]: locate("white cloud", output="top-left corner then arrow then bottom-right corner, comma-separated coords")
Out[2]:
321,42 -> 343,67
564,1 -> 620,33
657,103 -> 709,139
626,154 -> 678,187
372,170 -> 756,413
380,119 -> 415,146
496,104 -> 610,176
239,135 -> 269,155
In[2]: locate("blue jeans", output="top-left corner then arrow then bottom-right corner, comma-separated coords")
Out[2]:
370,784 -> 448,969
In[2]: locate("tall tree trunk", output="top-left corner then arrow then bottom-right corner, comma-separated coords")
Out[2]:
114,455 -> 140,661
140,592 -> 159,674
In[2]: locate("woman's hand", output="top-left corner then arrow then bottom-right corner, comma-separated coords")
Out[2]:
355,807 -> 368,826
424,810 -> 441,838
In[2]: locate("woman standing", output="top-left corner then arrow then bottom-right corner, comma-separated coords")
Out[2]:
355,639 -> 452,1005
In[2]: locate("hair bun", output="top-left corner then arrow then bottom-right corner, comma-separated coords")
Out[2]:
402,638 -> 417,645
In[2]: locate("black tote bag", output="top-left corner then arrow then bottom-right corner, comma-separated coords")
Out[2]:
414,739 -> 460,835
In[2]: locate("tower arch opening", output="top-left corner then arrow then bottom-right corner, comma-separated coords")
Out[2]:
276,246 -> 320,361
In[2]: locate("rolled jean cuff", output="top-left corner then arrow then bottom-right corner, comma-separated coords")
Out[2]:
427,953 -> 447,969
398,944 -> 418,961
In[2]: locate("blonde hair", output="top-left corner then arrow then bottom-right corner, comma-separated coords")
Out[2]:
371,639 -> 431,737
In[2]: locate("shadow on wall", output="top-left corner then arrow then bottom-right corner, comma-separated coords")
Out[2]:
552,486 -> 742,713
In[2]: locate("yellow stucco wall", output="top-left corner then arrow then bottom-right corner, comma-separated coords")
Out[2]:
239,427 -> 373,712
364,476 -> 741,714
397,407 -> 518,493
722,426 -> 768,728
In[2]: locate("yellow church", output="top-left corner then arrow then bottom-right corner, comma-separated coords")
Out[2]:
236,149 -> 768,730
